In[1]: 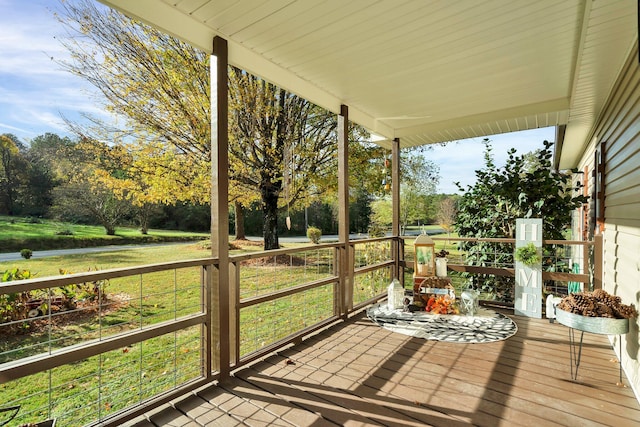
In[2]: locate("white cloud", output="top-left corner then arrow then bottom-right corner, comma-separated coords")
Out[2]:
0,0 -> 106,140
0,122 -> 36,135
0,0 -> 560,188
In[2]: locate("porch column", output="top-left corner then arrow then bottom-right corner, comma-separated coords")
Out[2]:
392,138 -> 402,282
338,104 -> 353,316
211,36 -> 230,380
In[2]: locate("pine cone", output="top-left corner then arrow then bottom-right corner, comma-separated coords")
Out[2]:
558,289 -> 637,318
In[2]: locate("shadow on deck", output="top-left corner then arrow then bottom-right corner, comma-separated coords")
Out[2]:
126,309 -> 640,427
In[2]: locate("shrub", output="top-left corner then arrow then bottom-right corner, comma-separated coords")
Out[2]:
368,222 -> 386,238
1,268 -> 36,323
20,249 -> 33,259
306,226 -> 322,244
58,268 -> 109,303
454,139 -> 588,302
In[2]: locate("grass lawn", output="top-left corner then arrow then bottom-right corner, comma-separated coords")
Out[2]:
0,233 -> 406,426
0,239 -> 350,426
0,215 -> 209,253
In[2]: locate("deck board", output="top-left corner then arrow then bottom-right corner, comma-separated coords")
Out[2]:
129,309 -> 640,427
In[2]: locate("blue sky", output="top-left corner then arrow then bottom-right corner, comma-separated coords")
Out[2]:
429,127 -> 555,193
0,0 -> 555,194
0,0 -> 103,139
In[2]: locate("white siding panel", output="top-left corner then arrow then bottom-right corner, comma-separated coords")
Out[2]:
589,41 -> 640,402
606,203 -> 640,220
606,185 -> 640,206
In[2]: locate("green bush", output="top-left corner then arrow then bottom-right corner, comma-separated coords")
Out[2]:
1,268 -> 35,324
367,221 -> 386,238
20,249 -> 33,259
58,268 -> 109,303
306,226 -> 322,244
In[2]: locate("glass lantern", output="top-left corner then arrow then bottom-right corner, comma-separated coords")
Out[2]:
461,288 -> 480,315
413,234 -> 436,278
387,278 -> 404,310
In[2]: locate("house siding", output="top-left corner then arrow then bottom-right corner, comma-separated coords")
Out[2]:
576,42 -> 640,400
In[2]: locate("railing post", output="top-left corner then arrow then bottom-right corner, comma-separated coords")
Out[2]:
333,247 -> 340,315
398,237 -> 405,287
211,36 -> 230,380
338,105 -> 352,316
391,138 -> 401,281
230,260 -> 239,366
202,265 -> 212,378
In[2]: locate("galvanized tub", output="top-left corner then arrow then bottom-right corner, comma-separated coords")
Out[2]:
556,308 -> 629,335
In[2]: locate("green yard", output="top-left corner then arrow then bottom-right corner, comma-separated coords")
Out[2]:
0,240 -> 345,426
0,215 -> 209,253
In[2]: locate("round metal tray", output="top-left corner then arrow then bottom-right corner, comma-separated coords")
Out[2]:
556,308 -> 629,335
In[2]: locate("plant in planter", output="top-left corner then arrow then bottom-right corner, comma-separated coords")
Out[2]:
435,250 -> 449,277
436,249 -> 449,258
415,249 -> 428,275
515,242 -> 540,267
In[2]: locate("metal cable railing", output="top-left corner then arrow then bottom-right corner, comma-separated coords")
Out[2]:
0,235 -> 598,426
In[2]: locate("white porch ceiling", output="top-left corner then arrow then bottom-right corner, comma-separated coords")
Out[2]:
98,0 -> 638,169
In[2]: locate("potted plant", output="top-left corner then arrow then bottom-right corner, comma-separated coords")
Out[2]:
435,249 -> 449,277
415,249 -> 427,275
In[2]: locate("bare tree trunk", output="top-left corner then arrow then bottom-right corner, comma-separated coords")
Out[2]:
138,204 -> 151,235
262,182 -> 279,250
234,200 -> 245,240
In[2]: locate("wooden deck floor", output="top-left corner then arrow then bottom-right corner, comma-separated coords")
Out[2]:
127,308 -> 640,427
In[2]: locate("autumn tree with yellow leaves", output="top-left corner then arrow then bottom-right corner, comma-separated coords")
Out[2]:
57,0 -> 383,249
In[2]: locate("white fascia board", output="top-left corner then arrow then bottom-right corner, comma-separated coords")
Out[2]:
394,98 -> 570,139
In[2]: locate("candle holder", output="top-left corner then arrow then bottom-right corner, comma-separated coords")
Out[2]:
460,288 -> 479,315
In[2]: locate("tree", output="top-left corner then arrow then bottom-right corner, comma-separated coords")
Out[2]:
369,148 -> 440,234
228,68 -> 341,249
455,139 -> 586,240
369,195 -> 392,235
43,138 -> 132,235
436,196 -> 458,236
454,139 -> 588,301
57,0 -> 372,250
0,134 -> 28,215
400,150 -> 439,232
77,136 -> 208,234
20,133 -> 73,217
57,0 -> 211,197
52,180 -> 131,235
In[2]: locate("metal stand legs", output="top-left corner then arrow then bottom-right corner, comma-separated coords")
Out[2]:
568,327 -> 623,384
568,328 -> 584,380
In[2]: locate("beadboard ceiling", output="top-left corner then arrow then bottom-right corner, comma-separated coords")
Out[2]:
98,0 -> 638,168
